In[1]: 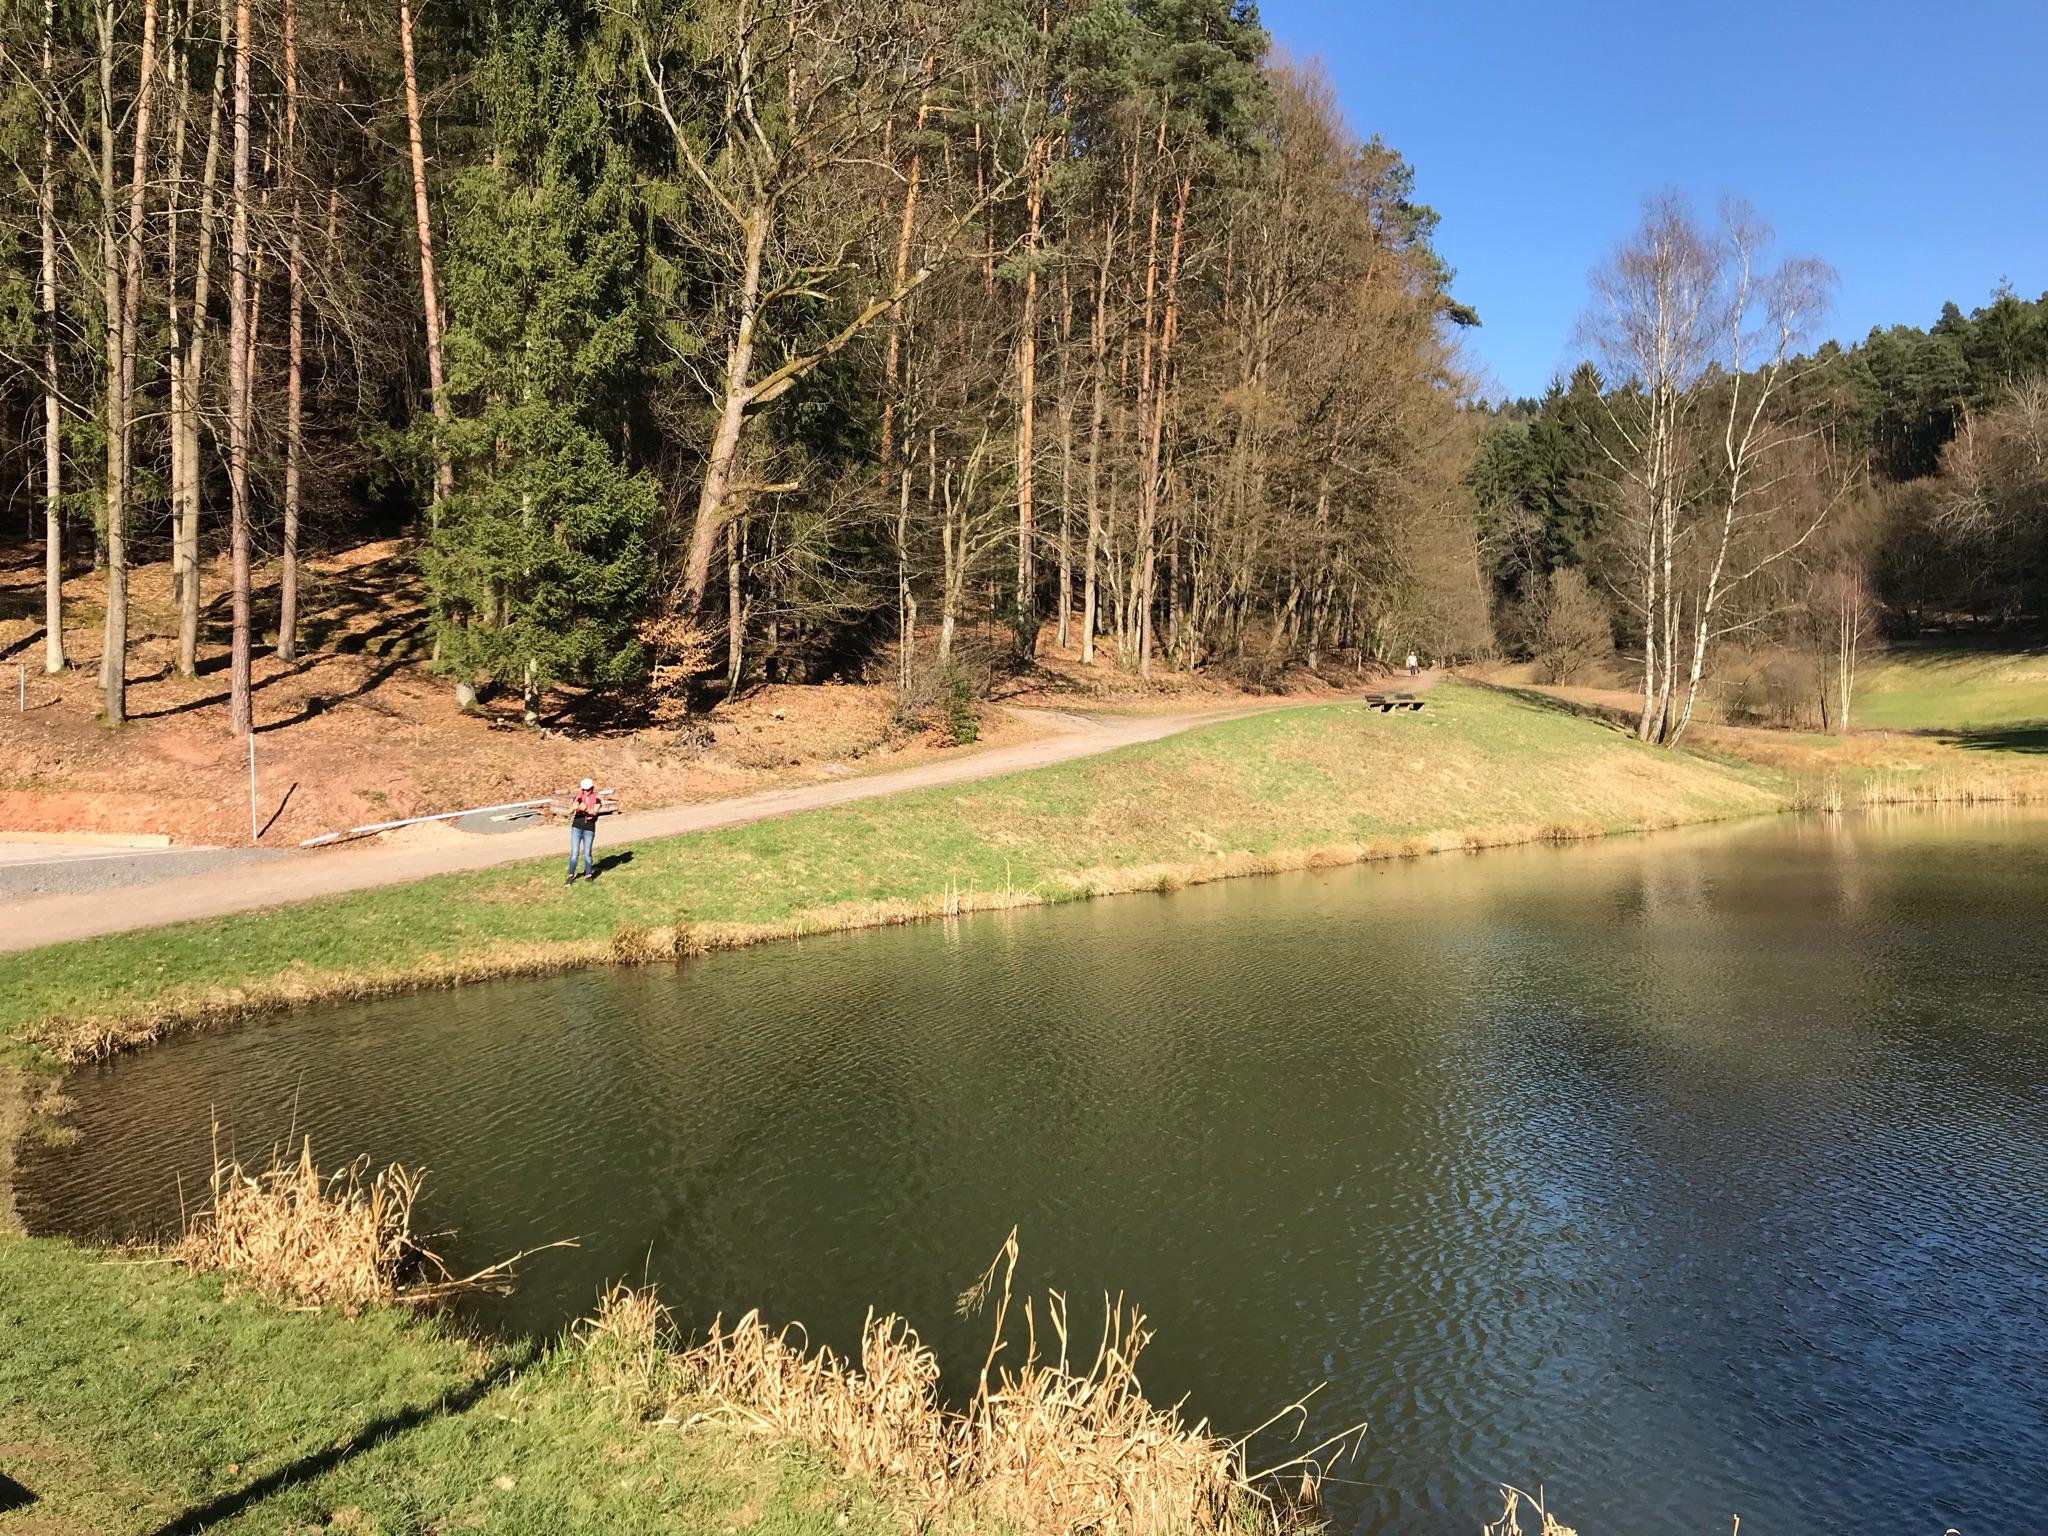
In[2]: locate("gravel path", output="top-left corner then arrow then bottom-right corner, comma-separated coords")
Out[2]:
0,845 -> 288,902
0,679 -> 1439,953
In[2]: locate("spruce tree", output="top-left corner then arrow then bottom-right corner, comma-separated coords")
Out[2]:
426,3 -> 655,716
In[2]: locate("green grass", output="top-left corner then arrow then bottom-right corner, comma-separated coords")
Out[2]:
0,681 -> 1792,1066
0,1236 -> 903,1536
1853,641 -> 2048,732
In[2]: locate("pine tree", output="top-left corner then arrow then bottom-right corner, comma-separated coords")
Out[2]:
425,3 -> 655,718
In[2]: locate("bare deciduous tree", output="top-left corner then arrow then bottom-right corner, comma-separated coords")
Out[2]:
1580,197 -> 1841,744
629,0 -> 1038,614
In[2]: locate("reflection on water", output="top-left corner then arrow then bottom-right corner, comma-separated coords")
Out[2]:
22,809 -> 2048,1535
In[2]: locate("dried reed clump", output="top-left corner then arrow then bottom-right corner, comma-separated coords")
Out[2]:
579,1281 -> 681,1418
1792,773 -> 1847,814
1483,1484 -> 1582,1536
676,1308 -> 953,1495
1856,767 -> 2043,807
177,1132 -> 433,1312
610,922 -> 681,965
175,1126 -> 559,1311
598,1230 -> 1362,1536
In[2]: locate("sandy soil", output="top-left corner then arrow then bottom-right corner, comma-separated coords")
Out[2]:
1,538 -> 1369,848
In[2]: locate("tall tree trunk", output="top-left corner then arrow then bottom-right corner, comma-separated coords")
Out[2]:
934,430 -> 959,663
895,462 -> 916,693
177,0 -> 227,678
39,0 -> 65,675
1307,477 -> 1331,671
1014,160 -> 1041,659
399,0 -> 452,506
1134,173 -> 1189,682
1123,111 -> 1166,667
276,0 -> 303,660
1634,389 -> 1672,742
227,0 -> 253,737
1081,231 -> 1109,668
166,0 -> 192,607
1053,250 -> 1073,651
246,136 -> 269,399
95,2 -> 118,682
102,0 -> 159,725
726,518 -> 744,692
1838,580 -> 1859,733
683,215 -> 767,608
1654,521 -> 1677,740
879,64 -> 931,483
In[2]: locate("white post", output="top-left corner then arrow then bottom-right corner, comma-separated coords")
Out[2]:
248,731 -> 258,843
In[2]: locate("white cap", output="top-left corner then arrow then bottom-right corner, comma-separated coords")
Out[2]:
580,778 -> 595,791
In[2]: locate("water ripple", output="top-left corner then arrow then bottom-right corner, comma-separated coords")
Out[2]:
20,813 -> 2048,1536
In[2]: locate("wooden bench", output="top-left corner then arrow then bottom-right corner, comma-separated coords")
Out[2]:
1363,693 -> 1427,713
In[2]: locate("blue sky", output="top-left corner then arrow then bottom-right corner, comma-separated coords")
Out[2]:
1256,0 -> 2048,400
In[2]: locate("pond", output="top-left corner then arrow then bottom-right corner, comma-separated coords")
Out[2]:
21,811 -> 2048,1535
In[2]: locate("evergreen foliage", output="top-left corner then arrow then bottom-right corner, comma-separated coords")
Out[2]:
427,2 -> 656,701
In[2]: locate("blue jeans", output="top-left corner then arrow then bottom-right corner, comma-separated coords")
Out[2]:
568,824 -> 596,878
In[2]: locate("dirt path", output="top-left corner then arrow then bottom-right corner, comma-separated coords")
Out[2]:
0,678 -> 1438,954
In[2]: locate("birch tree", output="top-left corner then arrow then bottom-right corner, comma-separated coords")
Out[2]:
1580,198 -> 1840,745
1666,215 -> 1839,743
1579,196 -> 1719,743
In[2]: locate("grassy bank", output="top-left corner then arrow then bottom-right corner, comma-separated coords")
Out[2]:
0,681 -> 1790,1068
2,1184 -> 1320,1535
0,1235 -> 908,1536
1851,639 -> 2048,736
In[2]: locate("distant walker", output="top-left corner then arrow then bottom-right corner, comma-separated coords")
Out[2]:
1406,651 -> 1419,678
567,778 -> 605,884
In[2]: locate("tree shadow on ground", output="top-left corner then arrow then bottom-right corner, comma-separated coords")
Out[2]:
0,628 -> 45,662
1940,723 -> 2048,754
145,1342 -> 539,1536
128,654 -> 324,723
538,683 -> 662,737
1471,681 -> 1636,734
987,667 -> 1084,703
256,652 -> 415,732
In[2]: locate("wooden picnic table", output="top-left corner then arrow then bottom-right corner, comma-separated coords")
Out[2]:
1362,693 -> 1426,713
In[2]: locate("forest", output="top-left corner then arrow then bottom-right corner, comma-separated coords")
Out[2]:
3,0 -> 2046,745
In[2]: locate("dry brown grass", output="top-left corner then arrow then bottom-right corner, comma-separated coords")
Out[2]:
1482,1485 -> 1581,1536
579,1230 -> 1361,1536
174,1126 -> 561,1311
175,1130 -> 434,1312
1782,763 -> 2048,814
1853,768 -> 2047,807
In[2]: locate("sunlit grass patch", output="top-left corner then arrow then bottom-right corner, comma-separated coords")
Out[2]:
0,1236 -> 902,1535
1854,641 -> 2048,732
